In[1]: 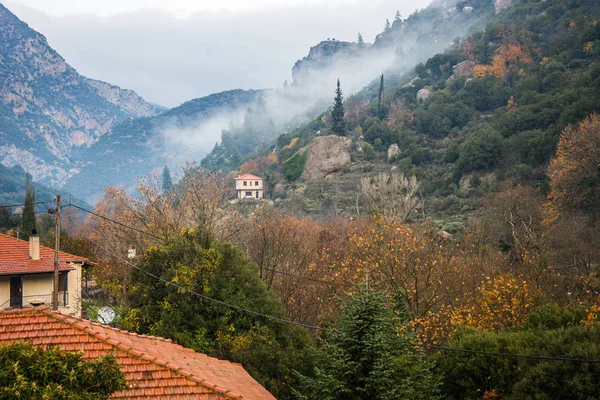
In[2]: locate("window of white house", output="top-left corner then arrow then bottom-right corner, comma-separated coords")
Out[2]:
243,181 -> 247,186
255,181 -> 259,185
245,191 -> 252,196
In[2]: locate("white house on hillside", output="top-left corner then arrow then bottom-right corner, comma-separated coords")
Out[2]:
235,174 -> 264,199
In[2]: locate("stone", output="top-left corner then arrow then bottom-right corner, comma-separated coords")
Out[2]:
299,135 -> 352,181
416,88 -> 431,101
446,60 -> 477,84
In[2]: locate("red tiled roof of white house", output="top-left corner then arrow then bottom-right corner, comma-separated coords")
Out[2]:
234,174 -> 262,181
0,307 -> 277,400
0,233 -> 87,275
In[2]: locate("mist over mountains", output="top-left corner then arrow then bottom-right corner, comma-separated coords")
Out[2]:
1,0 -> 500,202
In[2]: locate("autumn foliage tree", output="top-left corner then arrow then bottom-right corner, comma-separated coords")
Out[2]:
547,113 -> 600,224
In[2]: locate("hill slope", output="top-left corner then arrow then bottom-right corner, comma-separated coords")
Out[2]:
0,4 -> 160,187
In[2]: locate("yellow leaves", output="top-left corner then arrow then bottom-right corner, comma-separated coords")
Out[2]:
584,42 -> 594,55
569,20 -> 577,30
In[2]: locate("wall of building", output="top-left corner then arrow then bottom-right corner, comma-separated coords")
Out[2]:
0,265 -> 82,317
235,179 -> 264,199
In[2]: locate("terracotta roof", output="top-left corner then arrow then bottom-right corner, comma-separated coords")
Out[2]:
235,174 -> 262,181
0,233 -> 87,275
0,308 -> 276,400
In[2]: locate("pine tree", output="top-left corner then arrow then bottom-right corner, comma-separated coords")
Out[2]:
395,10 -> 402,22
21,174 -> 36,240
377,73 -> 386,119
331,79 -> 346,136
162,166 -> 173,192
357,32 -> 364,46
385,19 -> 391,32
294,285 -> 441,400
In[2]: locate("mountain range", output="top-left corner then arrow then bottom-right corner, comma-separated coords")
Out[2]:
1,0 -> 509,203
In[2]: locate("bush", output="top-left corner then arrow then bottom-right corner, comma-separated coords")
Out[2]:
282,151 -> 308,181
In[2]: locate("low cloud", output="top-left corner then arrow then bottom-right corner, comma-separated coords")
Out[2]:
6,0 -> 431,107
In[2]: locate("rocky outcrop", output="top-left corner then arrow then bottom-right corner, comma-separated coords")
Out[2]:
417,88 -> 432,101
495,0 -> 512,13
292,40 -> 365,85
299,135 -> 351,180
387,144 -> 400,162
446,60 -> 477,84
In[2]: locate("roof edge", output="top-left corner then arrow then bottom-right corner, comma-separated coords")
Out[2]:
37,308 -> 246,400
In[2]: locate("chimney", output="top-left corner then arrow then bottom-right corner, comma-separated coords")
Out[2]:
29,229 -> 40,260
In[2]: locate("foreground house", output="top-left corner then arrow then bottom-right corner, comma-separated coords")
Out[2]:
0,233 -> 86,316
235,174 -> 264,200
0,307 -> 276,399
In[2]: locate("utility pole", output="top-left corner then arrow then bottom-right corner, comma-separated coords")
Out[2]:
52,195 -> 60,310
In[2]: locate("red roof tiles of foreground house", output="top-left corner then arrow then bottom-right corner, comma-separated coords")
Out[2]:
0,233 -> 87,276
0,308 -> 276,400
235,174 -> 262,181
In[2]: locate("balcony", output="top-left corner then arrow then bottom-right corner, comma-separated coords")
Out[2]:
1,292 -> 68,310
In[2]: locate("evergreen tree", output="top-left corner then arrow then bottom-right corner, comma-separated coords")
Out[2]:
357,32 -> 364,46
21,174 -> 36,240
395,10 -> 402,22
377,73 -> 386,119
331,79 -> 346,136
384,19 -> 391,32
162,165 -> 173,192
295,285 -> 441,400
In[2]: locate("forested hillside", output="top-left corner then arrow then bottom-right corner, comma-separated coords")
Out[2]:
3,0 -> 600,399
226,0 -> 600,228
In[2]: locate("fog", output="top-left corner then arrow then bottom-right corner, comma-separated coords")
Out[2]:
6,0 -> 431,107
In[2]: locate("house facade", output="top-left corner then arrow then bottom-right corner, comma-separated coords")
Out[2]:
0,307 -> 277,399
235,174 -> 264,199
0,233 -> 86,317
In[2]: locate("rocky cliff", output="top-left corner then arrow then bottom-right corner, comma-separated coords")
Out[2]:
0,4 -> 159,186
292,40 -> 365,85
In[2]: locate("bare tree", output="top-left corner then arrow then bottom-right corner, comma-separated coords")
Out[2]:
360,173 -> 421,221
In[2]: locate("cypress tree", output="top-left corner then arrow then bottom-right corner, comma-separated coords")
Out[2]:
162,166 -> 173,192
357,32 -> 364,46
377,73 -> 386,119
21,174 -> 36,240
331,79 -> 346,136
384,19 -> 391,32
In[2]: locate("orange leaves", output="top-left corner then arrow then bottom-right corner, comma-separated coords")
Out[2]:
473,41 -> 533,81
455,273 -> 540,332
547,114 -> 600,222
506,96 -> 518,112
584,41 -> 594,56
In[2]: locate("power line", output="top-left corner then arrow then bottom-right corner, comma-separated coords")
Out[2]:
61,206 -> 600,364
0,201 -> 52,208
83,234 -> 324,331
67,203 -> 330,285
65,204 -> 164,241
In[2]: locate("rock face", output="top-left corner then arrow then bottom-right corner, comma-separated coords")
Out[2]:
387,144 -> 400,162
0,4 -> 159,187
292,40 -> 365,85
300,135 -> 351,180
417,88 -> 432,101
446,60 -> 477,83
495,0 -> 512,13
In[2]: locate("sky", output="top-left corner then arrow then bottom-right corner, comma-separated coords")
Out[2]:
5,0 -> 432,107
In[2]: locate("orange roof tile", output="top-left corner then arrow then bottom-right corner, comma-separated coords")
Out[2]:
0,308 -> 276,400
235,174 -> 262,181
0,233 -> 87,275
